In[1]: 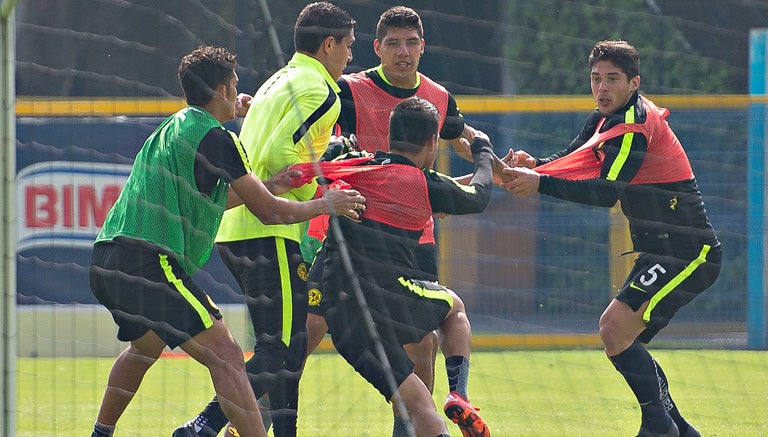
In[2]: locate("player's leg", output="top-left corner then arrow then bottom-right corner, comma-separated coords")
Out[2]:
222,237 -> 308,437
306,313 -> 329,355
305,246 -> 330,358
392,373 -> 451,437
324,286 -> 450,437
175,238 -> 281,436
600,299 -> 675,436
407,243 -> 440,391
602,247 -> 720,437
90,240 -> 263,436
403,332 -> 438,392
89,242 -> 168,436
393,333 -> 438,436
180,318 -> 266,437
651,358 -> 700,437
91,331 -> 165,437
437,289 -> 490,437
391,243 -> 441,436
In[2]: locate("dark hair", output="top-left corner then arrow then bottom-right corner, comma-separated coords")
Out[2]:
294,2 -> 355,54
178,45 -> 236,106
389,97 -> 439,154
376,6 -> 423,40
588,40 -> 640,79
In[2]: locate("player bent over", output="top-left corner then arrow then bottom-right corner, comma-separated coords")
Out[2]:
298,97 -> 492,437
88,46 -> 364,437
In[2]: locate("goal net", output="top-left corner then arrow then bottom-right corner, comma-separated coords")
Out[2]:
9,1 -> 768,436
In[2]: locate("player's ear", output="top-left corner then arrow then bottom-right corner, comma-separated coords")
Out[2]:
214,82 -> 228,100
322,35 -> 335,54
373,38 -> 382,57
426,133 -> 438,152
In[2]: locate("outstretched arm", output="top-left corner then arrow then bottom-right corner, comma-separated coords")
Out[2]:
229,172 -> 366,225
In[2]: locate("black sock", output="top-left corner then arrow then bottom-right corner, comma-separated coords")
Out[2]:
91,422 -> 114,437
609,340 -> 670,432
445,355 -> 469,397
653,358 -> 690,434
197,396 -> 230,433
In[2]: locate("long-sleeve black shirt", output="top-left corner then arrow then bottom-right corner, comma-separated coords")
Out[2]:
537,93 -> 719,258
325,138 -> 494,279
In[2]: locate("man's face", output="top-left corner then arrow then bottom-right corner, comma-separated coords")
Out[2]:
326,30 -> 355,80
590,60 -> 639,115
374,27 -> 424,88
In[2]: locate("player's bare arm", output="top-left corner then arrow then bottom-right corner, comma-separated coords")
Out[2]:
500,166 -> 541,196
446,124 -> 477,162
229,172 -> 365,224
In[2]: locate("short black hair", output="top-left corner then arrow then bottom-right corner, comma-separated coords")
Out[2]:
376,6 -> 423,40
178,45 -> 236,106
589,40 -> 640,79
294,2 -> 356,54
389,96 -> 439,154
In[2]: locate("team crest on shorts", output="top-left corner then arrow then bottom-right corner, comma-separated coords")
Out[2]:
297,262 -> 308,281
307,288 -> 323,306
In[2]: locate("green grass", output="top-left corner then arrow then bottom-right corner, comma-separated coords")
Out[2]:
17,349 -> 768,436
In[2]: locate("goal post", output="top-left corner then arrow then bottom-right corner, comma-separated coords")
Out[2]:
748,28 -> 768,349
1,2 -> 18,436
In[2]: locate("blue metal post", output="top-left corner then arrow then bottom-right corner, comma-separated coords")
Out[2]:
748,29 -> 768,349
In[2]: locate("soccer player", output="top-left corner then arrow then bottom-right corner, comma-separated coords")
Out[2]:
500,40 -> 720,437
296,96 -> 492,437
88,45 -> 364,437
302,7 -> 483,435
173,3 -> 356,437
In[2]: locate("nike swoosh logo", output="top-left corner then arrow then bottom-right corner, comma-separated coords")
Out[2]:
629,282 -> 647,293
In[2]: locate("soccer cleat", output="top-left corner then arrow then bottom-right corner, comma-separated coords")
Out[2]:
443,391 -> 490,437
636,420 -> 679,437
172,420 -> 218,437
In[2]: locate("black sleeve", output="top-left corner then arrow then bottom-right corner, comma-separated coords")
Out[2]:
194,128 -> 249,195
427,137 -> 494,214
535,111 -> 625,207
538,175 -> 621,207
336,77 -> 356,136
536,99 -> 650,205
439,94 -> 466,141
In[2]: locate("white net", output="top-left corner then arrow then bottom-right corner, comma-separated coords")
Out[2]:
11,1 -> 768,436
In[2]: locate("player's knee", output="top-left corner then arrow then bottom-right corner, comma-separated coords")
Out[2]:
217,339 -> 247,370
446,289 -> 466,313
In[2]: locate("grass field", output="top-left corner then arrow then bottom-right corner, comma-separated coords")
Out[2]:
17,349 -> 768,436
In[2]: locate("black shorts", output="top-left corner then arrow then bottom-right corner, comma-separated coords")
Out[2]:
616,243 -> 722,343
89,239 -> 223,349
307,243 -> 438,317
217,237 -> 308,353
324,273 -> 452,400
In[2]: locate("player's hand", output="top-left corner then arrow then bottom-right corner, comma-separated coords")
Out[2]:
235,93 -> 253,117
323,188 -> 366,222
469,130 -> 492,155
499,166 -> 541,196
321,135 -> 360,161
264,166 -> 304,195
500,148 -> 536,168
